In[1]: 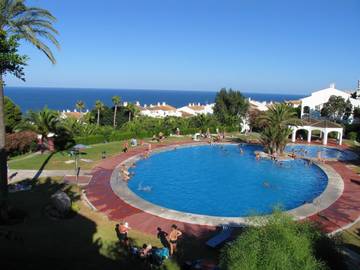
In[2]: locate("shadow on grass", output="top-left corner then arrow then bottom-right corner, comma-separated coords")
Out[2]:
33,152 -> 55,180
0,177 -> 176,269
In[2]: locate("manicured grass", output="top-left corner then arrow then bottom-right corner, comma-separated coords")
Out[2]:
1,177 -> 216,269
8,136 -> 193,171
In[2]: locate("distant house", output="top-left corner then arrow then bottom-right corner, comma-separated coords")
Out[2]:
285,100 -> 301,108
140,102 -> 182,118
60,109 -> 89,120
177,103 -> 214,117
248,98 -> 270,112
300,83 -> 360,120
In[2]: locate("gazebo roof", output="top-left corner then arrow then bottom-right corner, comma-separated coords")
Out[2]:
301,118 -> 343,129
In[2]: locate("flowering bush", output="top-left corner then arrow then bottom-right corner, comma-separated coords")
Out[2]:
6,131 -> 38,156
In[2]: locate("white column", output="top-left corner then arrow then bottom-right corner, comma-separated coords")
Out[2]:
307,129 -> 312,143
339,131 -> 343,145
291,129 -> 297,142
319,132 -> 323,139
337,132 -> 340,140
323,131 -> 328,145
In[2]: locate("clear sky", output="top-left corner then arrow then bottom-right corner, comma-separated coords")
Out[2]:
5,0 -> 360,94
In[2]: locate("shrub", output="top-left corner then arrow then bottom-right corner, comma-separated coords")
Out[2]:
74,135 -> 106,145
347,131 -> 358,141
109,131 -> 133,142
6,131 -> 38,156
220,211 -> 344,270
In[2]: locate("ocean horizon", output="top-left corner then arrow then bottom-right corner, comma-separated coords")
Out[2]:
5,86 -> 306,112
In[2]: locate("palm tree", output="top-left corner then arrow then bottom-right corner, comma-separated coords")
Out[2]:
26,108 -> 59,140
95,100 -> 104,126
76,100 -> 85,114
112,96 -> 121,127
0,0 -> 59,202
258,104 -> 301,154
126,103 -> 139,122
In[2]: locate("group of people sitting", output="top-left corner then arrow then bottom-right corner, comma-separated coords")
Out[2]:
152,132 -> 165,143
115,222 -> 182,266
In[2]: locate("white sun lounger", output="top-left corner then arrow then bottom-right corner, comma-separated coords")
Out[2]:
206,225 -> 233,248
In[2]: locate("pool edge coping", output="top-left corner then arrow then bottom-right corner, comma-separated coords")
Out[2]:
110,143 -> 344,227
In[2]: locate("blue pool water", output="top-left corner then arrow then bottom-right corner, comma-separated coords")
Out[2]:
128,144 -> 328,217
285,144 -> 348,160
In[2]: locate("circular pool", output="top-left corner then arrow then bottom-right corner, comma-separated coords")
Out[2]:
127,144 -> 328,217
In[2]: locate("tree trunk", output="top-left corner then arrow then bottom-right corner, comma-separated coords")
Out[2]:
97,109 -> 100,126
128,111 -> 131,122
113,105 -> 117,127
0,74 -> 8,204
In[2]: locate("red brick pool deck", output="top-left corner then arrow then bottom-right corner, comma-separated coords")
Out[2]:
85,141 -> 360,237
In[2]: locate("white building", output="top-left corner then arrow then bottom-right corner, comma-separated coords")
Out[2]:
300,83 -> 360,120
140,102 -> 182,118
177,103 -> 214,116
248,98 -> 270,111
60,109 -> 89,120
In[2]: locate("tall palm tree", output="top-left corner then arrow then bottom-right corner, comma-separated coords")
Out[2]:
0,0 -> 59,202
112,95 -> 121,127
126,103 -> 139,122
258,104 -> 301,154
76,100 -> 85,114
95,100 -> 104,126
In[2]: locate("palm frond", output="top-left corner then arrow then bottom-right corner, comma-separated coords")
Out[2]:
0,0 -> 59,63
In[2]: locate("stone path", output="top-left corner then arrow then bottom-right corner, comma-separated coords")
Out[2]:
8,169 -> 92,183
309,161 -> 360,233
86,141 -> 360,237
86,141 -> 216,237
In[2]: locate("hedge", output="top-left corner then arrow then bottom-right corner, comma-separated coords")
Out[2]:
74,135 -> 106,145
108,131 -> 133,142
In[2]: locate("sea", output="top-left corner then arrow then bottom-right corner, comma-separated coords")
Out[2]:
5,87 -> 305,112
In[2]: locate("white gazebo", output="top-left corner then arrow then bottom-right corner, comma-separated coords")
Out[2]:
290,119 -> 343,145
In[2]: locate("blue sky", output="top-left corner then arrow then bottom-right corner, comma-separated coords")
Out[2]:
5,0 -> 360,94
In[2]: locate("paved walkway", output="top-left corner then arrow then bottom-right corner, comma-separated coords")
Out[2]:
309,161 -> 360,233
8,169 -> 92,183
86,141 -> 216,237
86,141 -> 360,237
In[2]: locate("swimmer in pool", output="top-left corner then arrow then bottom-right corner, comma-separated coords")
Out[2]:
263,181 -> 270,188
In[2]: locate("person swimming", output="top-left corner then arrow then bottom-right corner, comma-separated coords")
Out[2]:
263,181 -> 271,188
138,182 -> 152,192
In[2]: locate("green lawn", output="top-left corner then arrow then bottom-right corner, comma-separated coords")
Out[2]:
1,177 -> 217,269
8,136 -> 193,171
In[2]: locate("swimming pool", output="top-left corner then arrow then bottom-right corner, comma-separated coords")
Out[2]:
284,144 -> 353,160
128,144 -> 328,217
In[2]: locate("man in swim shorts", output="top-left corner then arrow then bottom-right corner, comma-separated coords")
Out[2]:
168,224 -> 182,256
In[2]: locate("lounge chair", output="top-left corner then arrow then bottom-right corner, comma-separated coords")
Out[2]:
206,225 -> 233,248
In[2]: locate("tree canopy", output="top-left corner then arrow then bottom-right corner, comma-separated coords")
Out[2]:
213,88 -> 249,128
4,96 -> 21,132
0,30 -> 27,80
321,95 -> 352,121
